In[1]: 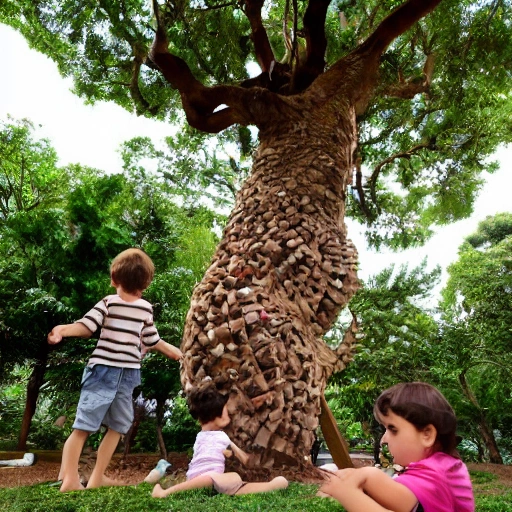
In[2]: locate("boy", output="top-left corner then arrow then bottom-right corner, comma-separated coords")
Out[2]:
152,380 -> 288,498
48,248 -> 182,492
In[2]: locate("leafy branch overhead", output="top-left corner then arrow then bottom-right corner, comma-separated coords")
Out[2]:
3,0 -> 511,249
149,0 -> 443,132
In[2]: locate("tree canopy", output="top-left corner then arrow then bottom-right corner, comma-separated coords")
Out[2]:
2,0 -> 511,248
0,117 -> 219,450
438,212 -> 512,463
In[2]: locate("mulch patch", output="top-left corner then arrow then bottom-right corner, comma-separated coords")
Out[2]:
1,452 -> 511,490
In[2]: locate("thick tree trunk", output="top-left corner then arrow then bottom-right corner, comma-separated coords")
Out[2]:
148,0 -> 446,475
17,340 -> 49,451
181,96 -> 360,470
459,372 -> 503,464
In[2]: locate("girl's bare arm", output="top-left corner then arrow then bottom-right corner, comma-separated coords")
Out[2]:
319,467 -> 418,512
228,441 -> 250,465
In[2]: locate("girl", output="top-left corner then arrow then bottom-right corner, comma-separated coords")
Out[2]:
319,382 -> 474,512
152,381 -> 288,498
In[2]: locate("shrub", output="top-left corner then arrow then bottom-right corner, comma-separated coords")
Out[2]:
162,395 -> 197,452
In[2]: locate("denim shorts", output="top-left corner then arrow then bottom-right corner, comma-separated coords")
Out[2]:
73,365 -> 141,435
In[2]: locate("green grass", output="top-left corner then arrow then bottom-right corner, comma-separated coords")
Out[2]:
0,483 -> 331,512
1,474 -> 511,511
470,470 -> 499,485
470,470 -> 512,511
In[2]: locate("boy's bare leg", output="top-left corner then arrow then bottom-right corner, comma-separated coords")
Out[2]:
59,429 -> 89,492
152,474 -> 214,498
86,429 -> 122,489
235,476 -> 289,495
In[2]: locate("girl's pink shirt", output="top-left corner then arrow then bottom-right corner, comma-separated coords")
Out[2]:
186,430 -> 231,480
396,452 -> 475,512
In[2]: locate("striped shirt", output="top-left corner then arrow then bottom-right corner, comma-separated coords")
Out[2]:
78,294 -> 161,369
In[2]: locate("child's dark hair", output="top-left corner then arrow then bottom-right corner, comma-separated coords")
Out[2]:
187,381 -> 229,424
110,248 -> 154,294
374,382 -> 458,456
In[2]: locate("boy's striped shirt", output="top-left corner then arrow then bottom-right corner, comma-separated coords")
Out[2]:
78,294 -> 160,369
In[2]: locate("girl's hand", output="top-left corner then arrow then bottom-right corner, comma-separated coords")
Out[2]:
319,468 -> 363,497
319,472 -> 344,497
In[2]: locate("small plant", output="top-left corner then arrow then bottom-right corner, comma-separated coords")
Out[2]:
162,395 -> 198,452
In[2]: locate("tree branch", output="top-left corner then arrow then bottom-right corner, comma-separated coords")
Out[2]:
293,0 -> 331,90
150,0 -> 292,132
150,45 -> 249,132
194,0 -> 238,11
98,0 -> 160,116
241,0 -> 275,73
361,0 -> 444,57
353,150 -> 375,222
303,0 -> 330,64
382,53 -> 436,99
368,140 -> 435,209
312,0 -> 443,114
130,48 -> 160,116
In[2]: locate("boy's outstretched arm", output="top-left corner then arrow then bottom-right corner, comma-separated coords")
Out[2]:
47,323 -> 93,344
150,339 -> 183,360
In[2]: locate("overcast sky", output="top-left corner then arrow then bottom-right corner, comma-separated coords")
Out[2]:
1,23 -> 511,297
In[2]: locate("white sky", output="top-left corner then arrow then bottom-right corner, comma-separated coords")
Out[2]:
1,23 -> 511,297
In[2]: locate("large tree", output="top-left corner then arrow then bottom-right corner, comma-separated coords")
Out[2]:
438,213 -> 512,463
327,261 -> 440,462
3,0 -> 512,470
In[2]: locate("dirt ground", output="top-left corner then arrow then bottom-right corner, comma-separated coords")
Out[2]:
1,453 -> 511,490
0,452 -> 188,489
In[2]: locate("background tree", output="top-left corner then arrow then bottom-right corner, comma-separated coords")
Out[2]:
0,117 -> 65,223
3,0 -> 512,470
0,118 -> 219,451
327,261 -> 440,462
0,118 -> 74,449
120,126 -> 250,211
438,212 -> 512,463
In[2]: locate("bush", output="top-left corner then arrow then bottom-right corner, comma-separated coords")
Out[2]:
0,380 -> 25,447
25,396 -> 73,450
162,395 -> 198,452
131,417 -> 159,453
28,422 -> 67,450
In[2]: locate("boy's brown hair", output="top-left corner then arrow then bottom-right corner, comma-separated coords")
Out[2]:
110,248 -> 155,294
374,382 -> 458,456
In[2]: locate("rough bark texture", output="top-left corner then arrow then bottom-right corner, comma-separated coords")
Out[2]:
181,95 -> 359,468
150,0 -> 445,473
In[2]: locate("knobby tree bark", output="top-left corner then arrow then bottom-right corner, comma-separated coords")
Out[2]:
151,0 -> 443,471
